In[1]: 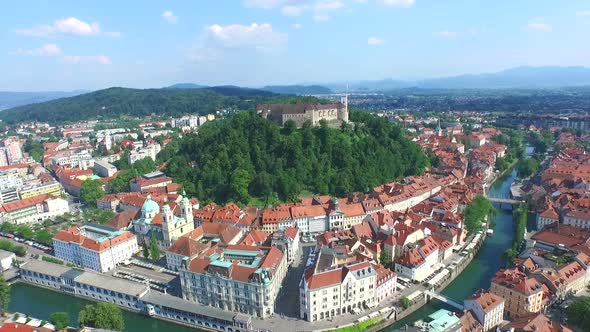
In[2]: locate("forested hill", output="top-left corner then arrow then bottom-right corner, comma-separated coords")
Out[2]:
163,110 -> 429,205
0,86 -> 279,124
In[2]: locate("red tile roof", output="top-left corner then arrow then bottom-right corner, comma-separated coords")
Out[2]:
0,194 -> 50,213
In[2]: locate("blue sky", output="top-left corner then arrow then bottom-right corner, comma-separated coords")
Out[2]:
2,0 -> 590,91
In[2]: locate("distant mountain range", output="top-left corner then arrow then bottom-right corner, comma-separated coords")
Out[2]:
261,85 -> 333,95
0,91 -> 88,110
323,66 -> 590,92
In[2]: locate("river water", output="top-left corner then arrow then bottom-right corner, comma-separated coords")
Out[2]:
9,170 -> 518,332
385,169 -> 517,330
9,283 -> 201,332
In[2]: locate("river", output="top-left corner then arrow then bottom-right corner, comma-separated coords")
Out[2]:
385,169 -> 517,330
9,283 -> 202,332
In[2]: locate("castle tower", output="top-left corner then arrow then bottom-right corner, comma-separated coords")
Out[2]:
339,92 -> 349,123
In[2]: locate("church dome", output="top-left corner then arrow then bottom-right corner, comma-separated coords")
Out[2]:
141,195 -> 160,214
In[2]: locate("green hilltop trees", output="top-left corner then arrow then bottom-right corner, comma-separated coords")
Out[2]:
165,110 -> 429,205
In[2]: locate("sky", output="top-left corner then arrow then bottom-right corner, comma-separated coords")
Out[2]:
2,0 -> 590,91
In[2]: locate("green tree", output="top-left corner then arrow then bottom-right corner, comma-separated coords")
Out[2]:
80,179 -> 105,206
15,225 -> 34,240
400,297 -> 411,310
149,232 -> 160,262
78,303 -> 124,331
49,312 -> 71,331
0,222 -> 15,234
565,297 -> 590,331
379,251 -> 392,269
0,275 -> 9,313
141,239 -> 150,260
516,159 -> 539,178
464,195 -> 494,233
34,229 -> 54,245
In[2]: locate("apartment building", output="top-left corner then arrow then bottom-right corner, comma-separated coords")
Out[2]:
53,224 -> 138,272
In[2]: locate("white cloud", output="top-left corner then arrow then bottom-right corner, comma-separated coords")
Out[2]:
316,0 -> 344,11
16,17 -> 119,37
243,0 -> 281,9
381,0 -> 415,7
436,30 -> 458,38
313,14 -> 331,21
206,23 -> 288,49
293,23 -> 303,29
246,0 -> 347,20
576,11 -> 590,17
162,11 -> 178,24
61,55 -> 112,65
15,43 -> 62,56
367,36 -> 385,45
282,5 -> 307,16
525,18 -> 552,32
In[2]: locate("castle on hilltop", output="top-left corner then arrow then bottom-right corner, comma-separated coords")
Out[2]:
257,95 -> 349,127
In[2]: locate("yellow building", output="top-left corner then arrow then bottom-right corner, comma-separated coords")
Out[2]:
20,182 -> 62,199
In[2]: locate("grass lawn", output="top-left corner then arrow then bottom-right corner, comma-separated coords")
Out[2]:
327,318 -> 383,332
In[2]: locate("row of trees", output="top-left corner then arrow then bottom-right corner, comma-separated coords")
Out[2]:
502,206 -> 528,264
165,110 -> 429,205
47,303 -> 125,331
0,222 -> 54,246
463,195 -> 495,233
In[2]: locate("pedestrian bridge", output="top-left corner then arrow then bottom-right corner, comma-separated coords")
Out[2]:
486,197 -> 522,205
484,195 -> 524,210
424,290 -> 464,310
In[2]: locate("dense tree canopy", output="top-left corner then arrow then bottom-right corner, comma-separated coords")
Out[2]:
566,297 -> 590,331
80,179 -> 105,206
78,303 -> 124,331
464,195 -> 494,233
516,159 -> 539,178
49,312 -> 71,331
165,110 -> 428,205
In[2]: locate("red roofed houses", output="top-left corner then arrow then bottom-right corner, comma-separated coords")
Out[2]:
394,236 -> 441,282
503,313 -> 572,332
490,268 -> 545,319
53,224 -> 138,272
180,245 -> 287,318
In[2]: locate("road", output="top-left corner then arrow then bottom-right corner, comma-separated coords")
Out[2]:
274,245 -> 310,318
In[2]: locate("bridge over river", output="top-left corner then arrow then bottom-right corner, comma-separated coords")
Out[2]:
484,195 -> 524,210
424,290 -> 464,311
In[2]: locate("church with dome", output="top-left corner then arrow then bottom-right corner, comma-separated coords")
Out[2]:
132,193 -> 194,248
